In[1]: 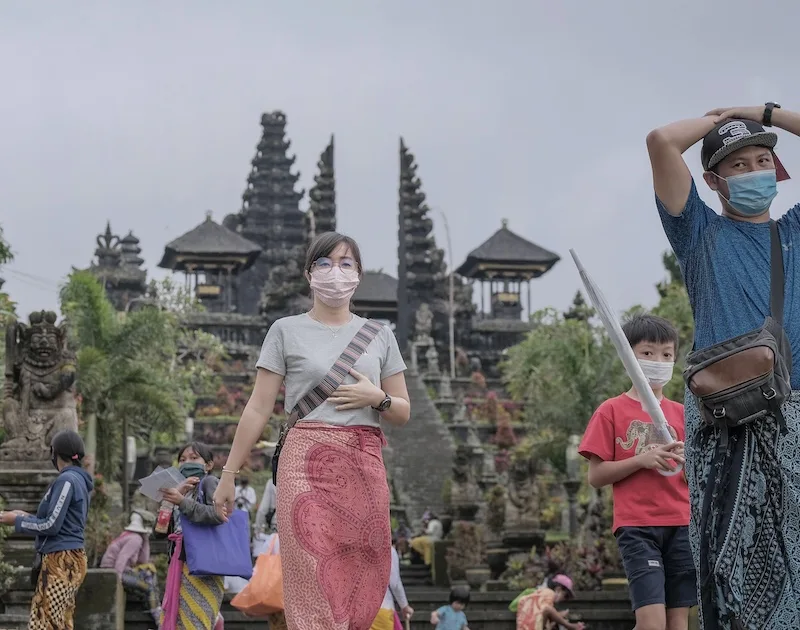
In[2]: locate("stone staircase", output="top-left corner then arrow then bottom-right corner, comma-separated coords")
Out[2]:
383,369 -> 455,526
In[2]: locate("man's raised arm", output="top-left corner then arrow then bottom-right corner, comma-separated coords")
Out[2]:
646,116 -> 718,216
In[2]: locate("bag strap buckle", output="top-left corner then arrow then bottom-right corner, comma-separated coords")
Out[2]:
713,407 -> 726,419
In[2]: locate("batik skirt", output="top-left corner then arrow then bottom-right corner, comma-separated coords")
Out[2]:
29,548 -> 88,630
685,388 -> 800,629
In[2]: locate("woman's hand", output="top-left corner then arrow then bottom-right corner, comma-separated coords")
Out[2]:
705,105 -> 766,124
0,511 -> 17,526
329,369 -> 384,411
213,475 -> 236,515
401,605 -> 414,620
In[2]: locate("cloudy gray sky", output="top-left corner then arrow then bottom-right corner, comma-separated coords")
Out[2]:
3,0 -> 800,319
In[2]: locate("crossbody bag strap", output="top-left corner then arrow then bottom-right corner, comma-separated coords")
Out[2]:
286,318 -> 384,430
769,219 -> 785,324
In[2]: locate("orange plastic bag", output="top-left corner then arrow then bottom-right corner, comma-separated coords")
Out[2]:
231,537 -> 284,616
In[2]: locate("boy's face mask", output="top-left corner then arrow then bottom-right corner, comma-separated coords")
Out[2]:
637,359 -> 674,387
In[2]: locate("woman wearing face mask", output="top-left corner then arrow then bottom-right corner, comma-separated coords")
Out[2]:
214,232 -> 411,630
0,430 -> 93,630
157,441 -> 227,630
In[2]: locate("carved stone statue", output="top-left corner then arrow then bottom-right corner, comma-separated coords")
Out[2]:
414,303 -> 434,344
438,373 -> 454,400
451,446 -> 481,506
506,452 -> 541,530
2,311 -> 79,462
425,345 -> 440,375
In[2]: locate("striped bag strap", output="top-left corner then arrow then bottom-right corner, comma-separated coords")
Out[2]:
287,319 -> 384,427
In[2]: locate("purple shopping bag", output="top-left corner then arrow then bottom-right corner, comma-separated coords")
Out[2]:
180,482 -> 254,580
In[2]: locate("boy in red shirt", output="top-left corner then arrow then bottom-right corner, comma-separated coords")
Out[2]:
579,313 -> 696,630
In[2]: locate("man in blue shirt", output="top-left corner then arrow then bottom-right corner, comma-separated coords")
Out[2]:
647,103 -> 800,630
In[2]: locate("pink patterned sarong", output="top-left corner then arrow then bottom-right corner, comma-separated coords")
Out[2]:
277,421 -> 391,630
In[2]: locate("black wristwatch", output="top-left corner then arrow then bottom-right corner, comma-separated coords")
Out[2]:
764,102 -> 781,127
373,393 -> 392,412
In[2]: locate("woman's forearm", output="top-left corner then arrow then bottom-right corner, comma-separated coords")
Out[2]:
225,404 -> 270,473
380,396 -> 410,426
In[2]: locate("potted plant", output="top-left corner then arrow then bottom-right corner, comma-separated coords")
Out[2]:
446,522 -> 489,589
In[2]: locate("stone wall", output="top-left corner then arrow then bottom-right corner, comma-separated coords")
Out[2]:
0,568 -> 122,630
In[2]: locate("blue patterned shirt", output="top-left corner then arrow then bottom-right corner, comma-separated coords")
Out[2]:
657,180 -> 800,386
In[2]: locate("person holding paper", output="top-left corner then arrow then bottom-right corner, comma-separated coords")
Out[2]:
647,104 -> 800,629
579,314 -> 694,630
157,442 -> 227,630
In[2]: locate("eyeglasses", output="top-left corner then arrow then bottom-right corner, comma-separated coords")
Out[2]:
313,257 -> 358,273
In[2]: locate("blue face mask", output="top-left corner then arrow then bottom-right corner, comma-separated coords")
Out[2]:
716,169 -> 778,216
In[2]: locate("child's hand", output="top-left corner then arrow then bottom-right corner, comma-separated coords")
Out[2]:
637,442 -> 685,473
177,477 -> 199,495
160,487 -> 185,506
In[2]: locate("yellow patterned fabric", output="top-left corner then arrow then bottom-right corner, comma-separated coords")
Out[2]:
162,563 -> 224,630
29,549 -> 88,630
369,607 -> 395,630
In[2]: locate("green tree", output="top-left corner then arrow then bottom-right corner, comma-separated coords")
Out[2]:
60,271 -> 223,478
652,252 -> 693,402
501,308 -> 628,472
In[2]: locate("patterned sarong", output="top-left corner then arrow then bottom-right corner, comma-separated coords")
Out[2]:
685,388 -> 800,629
515,587 -> 556,630
276,421 -> 392,630
29,548 -> 88,630
121,562 -> 161,622
161,534 -> 225,630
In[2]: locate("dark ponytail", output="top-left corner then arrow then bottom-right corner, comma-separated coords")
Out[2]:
51,430 -> 86,464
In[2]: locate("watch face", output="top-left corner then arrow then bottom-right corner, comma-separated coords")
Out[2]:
379,396 -> 391,411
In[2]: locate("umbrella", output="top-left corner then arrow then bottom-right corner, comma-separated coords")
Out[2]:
570,249 -> 682,477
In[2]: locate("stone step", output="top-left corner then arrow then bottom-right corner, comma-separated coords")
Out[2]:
383,370 -> 455,525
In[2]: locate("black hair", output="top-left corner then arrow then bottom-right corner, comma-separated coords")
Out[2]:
51,430 -> 86,464
621,313 -> 679,353
304,232 -> 363,275
177,441 -> 214,465
449,585 -> 471,606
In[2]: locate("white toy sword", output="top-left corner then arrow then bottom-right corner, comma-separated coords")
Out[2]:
570,249 -> 682,476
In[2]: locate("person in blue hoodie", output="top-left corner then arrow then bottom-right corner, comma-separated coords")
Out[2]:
0,429 -> 93,630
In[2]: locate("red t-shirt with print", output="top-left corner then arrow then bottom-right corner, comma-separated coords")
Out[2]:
578,393 -> 689,532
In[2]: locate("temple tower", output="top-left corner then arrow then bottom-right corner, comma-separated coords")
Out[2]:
87,222 -> 147,312
224,112 -> 306,318
307,135 -> 336,239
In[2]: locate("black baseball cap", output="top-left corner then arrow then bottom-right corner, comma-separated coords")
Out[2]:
701,119 -> 790,181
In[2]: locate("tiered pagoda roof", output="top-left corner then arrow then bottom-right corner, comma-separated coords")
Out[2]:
456,219 -> 560,279
158,212 -> 261,273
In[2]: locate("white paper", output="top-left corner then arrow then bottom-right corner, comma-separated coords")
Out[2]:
137,466 -> 185,502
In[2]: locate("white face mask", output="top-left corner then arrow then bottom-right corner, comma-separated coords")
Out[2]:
638,359 -> 674,387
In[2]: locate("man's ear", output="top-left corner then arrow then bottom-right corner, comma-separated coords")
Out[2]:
702,170 -> 719,192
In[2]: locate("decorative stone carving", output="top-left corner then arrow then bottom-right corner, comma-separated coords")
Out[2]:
451,445 -> 481,508
438,373 -> 454,400
425,344 -> 440,375
1,311 -> 79,462
506,453 -> 540,530
415,303 -> 434,344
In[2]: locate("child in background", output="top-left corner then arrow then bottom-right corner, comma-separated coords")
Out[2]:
509,574 -> 585,630
430,585 -> 470,630
579,314 -> 696,630
157,442 -> 228,630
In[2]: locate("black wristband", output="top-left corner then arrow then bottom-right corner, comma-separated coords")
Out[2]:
764,102 -> 781,127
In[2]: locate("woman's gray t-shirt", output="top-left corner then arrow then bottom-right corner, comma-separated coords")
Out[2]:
256,313 -> 407,428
